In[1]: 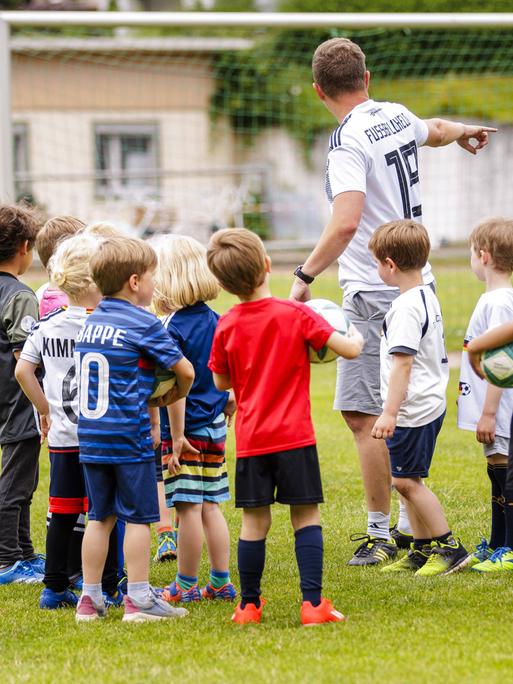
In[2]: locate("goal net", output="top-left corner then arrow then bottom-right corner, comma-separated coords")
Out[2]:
6,19 -> 513,248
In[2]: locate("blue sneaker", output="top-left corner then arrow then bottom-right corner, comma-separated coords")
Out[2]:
0,560 -> 43,585
468,538 -> 494,568
161,581 -> 201,603
69,574 -> 83,591
29,554 -> 45,575
201,581 -> 237,601
153,531 -> 177,562
103,590 -> 124,607
39,587 -> 78,609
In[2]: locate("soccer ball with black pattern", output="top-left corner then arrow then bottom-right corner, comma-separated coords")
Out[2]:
304,299 -> 351,364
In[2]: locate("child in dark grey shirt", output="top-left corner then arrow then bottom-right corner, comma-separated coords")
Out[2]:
0,205 -> 42,584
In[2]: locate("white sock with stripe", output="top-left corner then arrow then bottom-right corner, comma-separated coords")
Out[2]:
397,500 -> 412,535
367,511 -> 391,541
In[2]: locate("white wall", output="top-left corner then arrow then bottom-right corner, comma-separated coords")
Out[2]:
16,109 -> 509,243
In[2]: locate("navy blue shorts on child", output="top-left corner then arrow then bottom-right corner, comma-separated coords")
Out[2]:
48,448 -> 87,515
386,412 -> 445,479
83,461 -> 159,524
154,445 -> 163,483
235,445 -> 324,508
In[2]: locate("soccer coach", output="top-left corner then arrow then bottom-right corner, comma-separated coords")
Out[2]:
290,37 -> 495,566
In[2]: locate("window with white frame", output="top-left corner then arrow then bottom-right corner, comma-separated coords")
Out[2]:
13,123 -> 31,201
94,123 -> 159,199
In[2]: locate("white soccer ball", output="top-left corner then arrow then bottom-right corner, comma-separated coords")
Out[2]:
304,298 -> 351,364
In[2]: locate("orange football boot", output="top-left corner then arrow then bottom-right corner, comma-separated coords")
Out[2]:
231,598 -> 266,624
300,598 -> 346,626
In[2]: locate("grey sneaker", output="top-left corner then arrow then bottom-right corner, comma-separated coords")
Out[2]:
122,588 -> 189,623
347,534 -> 398,566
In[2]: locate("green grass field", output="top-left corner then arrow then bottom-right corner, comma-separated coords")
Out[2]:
4,267 -> 510,684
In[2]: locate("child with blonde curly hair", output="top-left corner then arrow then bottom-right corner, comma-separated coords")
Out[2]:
16,233 -> 121,609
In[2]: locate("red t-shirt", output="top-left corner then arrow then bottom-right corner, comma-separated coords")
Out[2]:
208,297 -> 334,458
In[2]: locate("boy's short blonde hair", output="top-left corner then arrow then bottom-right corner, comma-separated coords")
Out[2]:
369,219 -> 431,271
312,38 -> 367,98
90,236 -> 157,296
153,235 -> 220,315
470,217 -> 513,273
36,216 -> 85,268
207,228 -> 267,297
82,221 -> 122,238
48,233 -> 100,300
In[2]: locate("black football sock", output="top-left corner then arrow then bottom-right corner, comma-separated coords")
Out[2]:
44,513 -> 79,592
504,490 -> 513,549
433,530 -> 452,545
413,537 -> 432,551
488,463 -> 507,549
67,514 -> 85,581
101,525 -> 119,596
295,525 -> 323,607
238,538 -> 265,609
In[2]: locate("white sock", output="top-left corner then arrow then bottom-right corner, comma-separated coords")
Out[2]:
82,583 -> 103,605
367,511 -> 391,541
127,581 -> 151,604
397,500 -> 412,535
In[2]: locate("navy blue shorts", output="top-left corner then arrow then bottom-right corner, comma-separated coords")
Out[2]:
49,448 -> 87,515
386,412 -> 445,479
82,461 -> 159,524
154,445 -> 163,483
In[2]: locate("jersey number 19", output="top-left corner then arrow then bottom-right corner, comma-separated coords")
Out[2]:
385,140 -> 421,220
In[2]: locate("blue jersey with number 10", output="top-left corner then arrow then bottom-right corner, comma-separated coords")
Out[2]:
75,298 -> 183,464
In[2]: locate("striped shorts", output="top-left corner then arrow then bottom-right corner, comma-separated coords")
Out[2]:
161,415 -> 230,507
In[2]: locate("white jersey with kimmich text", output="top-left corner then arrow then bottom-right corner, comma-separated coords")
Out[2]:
458,288 -> 513,438
325,99 -> 434,294
20,305 -> 91,449
380,286 -> 449,428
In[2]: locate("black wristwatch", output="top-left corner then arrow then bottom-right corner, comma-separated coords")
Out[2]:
294,265 -> 315,285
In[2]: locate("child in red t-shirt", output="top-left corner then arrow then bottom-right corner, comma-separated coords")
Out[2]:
207,228 -> 363,626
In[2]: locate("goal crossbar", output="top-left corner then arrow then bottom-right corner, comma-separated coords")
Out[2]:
3,12 -> 513,28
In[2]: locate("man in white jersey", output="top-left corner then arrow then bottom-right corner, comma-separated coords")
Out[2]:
290,37 -> 496,565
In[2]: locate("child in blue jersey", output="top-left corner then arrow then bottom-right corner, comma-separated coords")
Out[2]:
153,235 -> 236,603
74,236 -> 195,623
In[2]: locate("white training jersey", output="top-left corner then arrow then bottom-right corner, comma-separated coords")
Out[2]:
380,286 -> 449,428
20,305 -> 91,449
325,99 -> 434,294
458,288 -> 513,438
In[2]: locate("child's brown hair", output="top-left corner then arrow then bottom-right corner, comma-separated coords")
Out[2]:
0,204 -> 40,263
36,215 -> 85,269
207,228 -> 267,297
470,217 -> 513,273
90,236 -> 157,296
369,219 -> 431,271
